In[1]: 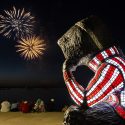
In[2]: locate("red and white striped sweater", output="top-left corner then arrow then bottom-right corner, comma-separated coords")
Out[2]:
63,46 -> 125,119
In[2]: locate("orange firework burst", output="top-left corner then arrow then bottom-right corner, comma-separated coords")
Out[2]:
16,36 -> 45,60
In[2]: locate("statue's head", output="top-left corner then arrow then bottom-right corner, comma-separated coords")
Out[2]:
58,16 -> 115,65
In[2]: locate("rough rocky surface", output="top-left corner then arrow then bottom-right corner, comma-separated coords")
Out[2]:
58,16 -> 115,64
63,103 -> 125,125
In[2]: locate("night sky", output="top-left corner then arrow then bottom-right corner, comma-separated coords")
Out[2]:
0,0 -> 125,88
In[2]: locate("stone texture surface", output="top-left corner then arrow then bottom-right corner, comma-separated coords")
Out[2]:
63,103 -> 125,125
58,16 -> 114,64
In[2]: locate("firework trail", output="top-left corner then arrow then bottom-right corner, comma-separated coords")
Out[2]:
0,6 -> 35,39
16,36 -> 45,60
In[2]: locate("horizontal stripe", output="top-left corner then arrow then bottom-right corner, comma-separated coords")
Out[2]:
106,58 -> 125,78
88,74 -> 123,106
66,82 -> 83,103
69,90 -> 80,105
114,82 -> 124,92
105,48 -> 112,56
110,47 -> 115,55
120,90 -> 125,107
87,65 -> 111,96
93,57 -> 100,65
64,71 -> 84,99
115,105 -> 125,119
86,63 -> 106,91
66,85 -> 81,105
101,51 -> 108,59
71,79 -> 84,97
87,68 -> 119,103
114,46 -> 119,54
89,63 -> 97,71
88,46 -> 119,72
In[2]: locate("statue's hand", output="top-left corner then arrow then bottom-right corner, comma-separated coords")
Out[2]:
63,59 -> 77,72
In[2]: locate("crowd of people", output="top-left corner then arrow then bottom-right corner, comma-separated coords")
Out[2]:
0,98 -> 58,113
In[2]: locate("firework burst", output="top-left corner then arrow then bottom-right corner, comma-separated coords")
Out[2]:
16,36 -> 45,60
0,6 -> 35,39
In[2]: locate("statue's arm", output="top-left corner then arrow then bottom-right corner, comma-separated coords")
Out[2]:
63,60 -> 84,106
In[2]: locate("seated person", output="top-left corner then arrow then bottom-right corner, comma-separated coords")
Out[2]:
1,100 -> 11,112
33,99 -> 45,112
58,15 -> 125,124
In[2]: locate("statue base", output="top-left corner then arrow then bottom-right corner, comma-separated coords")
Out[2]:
63,102 -> 125,125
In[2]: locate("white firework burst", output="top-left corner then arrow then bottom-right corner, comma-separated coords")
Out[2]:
0,6 -> 35,39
